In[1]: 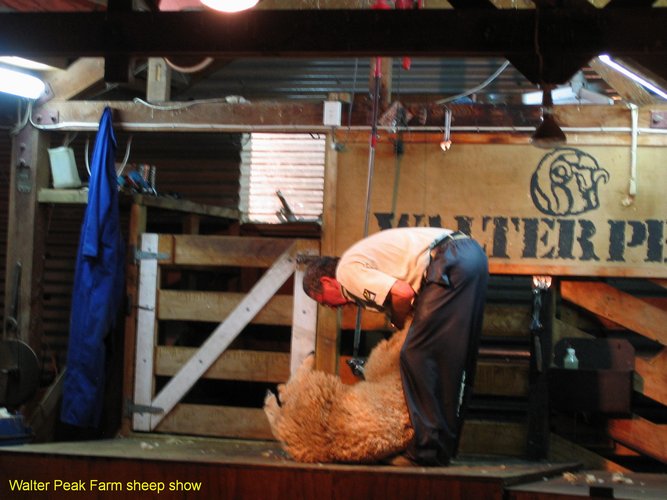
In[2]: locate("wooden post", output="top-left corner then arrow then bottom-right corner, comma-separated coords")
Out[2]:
146,57 -> 171,103
315,132 -> 339,374
3,125 -> 50,356
120,202 -> 147,435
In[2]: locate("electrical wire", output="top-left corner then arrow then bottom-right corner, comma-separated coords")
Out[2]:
163,56 -> 215,74
435,60 -> 511,105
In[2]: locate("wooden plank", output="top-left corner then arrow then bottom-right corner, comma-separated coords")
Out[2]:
155,404 -> 273,440
290,239 -> 319,374
458,420 -> 527,457
560,281 -> 667,346
37,189 -> 240,220
38,188 -> 88,204
148,244 -> 298,430
155,347 -> 290,383
158,290 -> 293,325
132,233 -> 159,431
634,349 -> 667,406
133,194 -> 239,220
170,234 -> 294,267
474,360 -> 529,397
608,415 -> 667,463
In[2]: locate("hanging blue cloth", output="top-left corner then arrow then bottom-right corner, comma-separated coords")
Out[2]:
61,107 -> 125,428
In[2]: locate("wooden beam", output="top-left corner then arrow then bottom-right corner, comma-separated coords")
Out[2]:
44,57 -> 105,101
589,57 -> 656,106
560,281 -> 667,346
315,133 -> 340,374
3,126 -> 50,354
0,9 -> 665,65
608,415 -> 667,463
33,100 -> 667,146
634,348 -> 667,406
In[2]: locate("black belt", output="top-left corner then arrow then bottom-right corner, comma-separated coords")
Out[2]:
429,231 -> 469,250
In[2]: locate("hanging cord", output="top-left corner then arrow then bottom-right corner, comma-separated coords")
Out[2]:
9,99 -> 32,136
163,56 -> 215,74
349,57 -> 384,378
85,134 -> 133,177
622,103 -> 639,207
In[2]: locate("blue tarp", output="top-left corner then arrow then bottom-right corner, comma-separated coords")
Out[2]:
60,107 -> 125,428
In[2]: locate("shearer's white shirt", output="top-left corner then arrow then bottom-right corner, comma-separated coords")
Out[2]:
336,227 -> 453,311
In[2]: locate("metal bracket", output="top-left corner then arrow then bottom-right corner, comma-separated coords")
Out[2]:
16,160 -> 32,194
125,401 -> 164,417
296,253 -> 320,265
650,110 -> 667,129
134,249 -> 169,261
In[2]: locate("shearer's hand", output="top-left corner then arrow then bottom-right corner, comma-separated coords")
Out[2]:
387,280 -> 415,330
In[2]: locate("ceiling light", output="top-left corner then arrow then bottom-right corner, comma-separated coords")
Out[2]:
0,67 -> 45,99
599,54 -> 667,100
200,0 -> 259,12
531,88 -> 566,149
0,56 -> 56,71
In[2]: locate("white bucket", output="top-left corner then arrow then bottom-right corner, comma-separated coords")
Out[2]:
48,146 -> 82,189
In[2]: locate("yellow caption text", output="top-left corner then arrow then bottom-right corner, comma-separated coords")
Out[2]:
9,479 -> 202,494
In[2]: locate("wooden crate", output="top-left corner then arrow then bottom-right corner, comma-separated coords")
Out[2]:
128,233 -> 319,439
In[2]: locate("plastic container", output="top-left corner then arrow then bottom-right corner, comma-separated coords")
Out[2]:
48,146 -> 82,189
563,347 -> 579,369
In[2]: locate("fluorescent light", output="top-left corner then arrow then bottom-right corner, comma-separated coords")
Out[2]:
599,54 -> 667,100
0,56 -> 55,71
0,67 -> 45,99
522,87 -> 577,105
200,0 -> 259,12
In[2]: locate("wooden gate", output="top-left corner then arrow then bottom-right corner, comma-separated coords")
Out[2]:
129,233 -> 319,438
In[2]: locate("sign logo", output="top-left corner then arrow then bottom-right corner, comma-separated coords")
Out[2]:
530,148 -> 610,216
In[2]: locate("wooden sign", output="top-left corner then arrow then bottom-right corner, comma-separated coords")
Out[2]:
333,140 -> 667,278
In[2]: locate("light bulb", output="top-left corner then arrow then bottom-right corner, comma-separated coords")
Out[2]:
200,0 -> 260,13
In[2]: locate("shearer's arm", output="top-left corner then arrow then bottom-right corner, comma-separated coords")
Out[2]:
386,279 -> 415,330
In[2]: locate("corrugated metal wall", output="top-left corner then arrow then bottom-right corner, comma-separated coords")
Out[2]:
239,132 -> 325,223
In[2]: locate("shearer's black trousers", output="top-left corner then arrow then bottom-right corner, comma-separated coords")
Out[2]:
400,234 -> 488,466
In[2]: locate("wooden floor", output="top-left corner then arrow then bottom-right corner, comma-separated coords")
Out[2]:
0,433 -> 583,499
